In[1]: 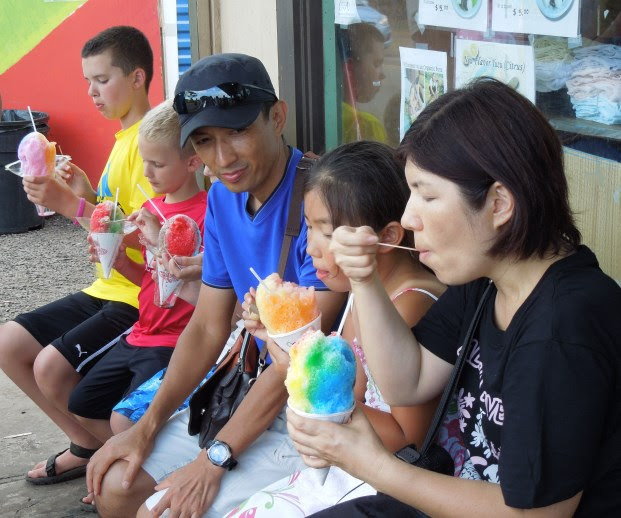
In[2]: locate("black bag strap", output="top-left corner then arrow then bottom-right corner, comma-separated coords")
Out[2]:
276,154 -> 314,276
247,154 -> 315,373
420,281 -> 494,454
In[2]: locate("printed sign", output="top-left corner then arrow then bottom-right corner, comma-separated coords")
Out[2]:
419,0 -> 489,32
400,47 -> 448,139
455,39 -> 535,102
491,0 -> 579,37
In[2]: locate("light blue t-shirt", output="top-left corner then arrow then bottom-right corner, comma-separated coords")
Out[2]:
202,147 -> 327,303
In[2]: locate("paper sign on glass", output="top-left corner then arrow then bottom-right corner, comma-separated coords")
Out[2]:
455,39 -> 535,102
419,0 -> 489,32
399,47 -> 448,139
491,0 -> 579,38
335,0 -> 360,25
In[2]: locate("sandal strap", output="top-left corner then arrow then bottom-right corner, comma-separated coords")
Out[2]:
45,448 -> 68,477
69,442 -> 99,459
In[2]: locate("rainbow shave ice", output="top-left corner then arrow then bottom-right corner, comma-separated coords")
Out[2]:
286,329 -> 356,414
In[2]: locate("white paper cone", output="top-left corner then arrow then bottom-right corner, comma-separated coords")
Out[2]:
288,403 -> 354,486
268,312 -> 322,352
157,265 -> 181,304
92,232 -> 123,279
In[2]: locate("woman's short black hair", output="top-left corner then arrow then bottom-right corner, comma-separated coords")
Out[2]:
82,26 -> 154,93
304,140 -> 413,247
396,77 -> 580,259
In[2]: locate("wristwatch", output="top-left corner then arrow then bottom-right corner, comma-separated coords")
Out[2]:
395,444 -> 421,465
205,439 -> 238,470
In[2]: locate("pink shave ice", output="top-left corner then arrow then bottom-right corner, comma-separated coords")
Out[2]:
17,132 -> 56,176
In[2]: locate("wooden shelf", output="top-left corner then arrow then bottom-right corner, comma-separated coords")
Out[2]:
549,116 -> 621,142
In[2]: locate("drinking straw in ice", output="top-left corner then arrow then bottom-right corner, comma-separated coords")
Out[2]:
112,187 -> 119,221
249,267 -> 272,292
335,293 -> 354,336
27,106 -> 37,132
137,183 -> 167,222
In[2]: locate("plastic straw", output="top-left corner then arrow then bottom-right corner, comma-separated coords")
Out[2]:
249,267 -> 271,292
377,242 -> 418,252
112,187 -> 119,221
27,106 -> 37,132
335,293 -> 354,336
136,183 -> 167,222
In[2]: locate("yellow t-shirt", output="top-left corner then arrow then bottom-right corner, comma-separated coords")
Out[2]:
82,120 -> 155,307
342,102 -> 387,144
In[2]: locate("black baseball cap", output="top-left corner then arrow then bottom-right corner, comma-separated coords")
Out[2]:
174,53 -> 277,146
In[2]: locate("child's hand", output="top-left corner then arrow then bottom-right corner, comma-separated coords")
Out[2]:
167,253 -> 203,282
330,226 -> 379,285
56,162 -> 94,199
22,174 -> 74,215
86,233 -> 100,264
131,208 -> 161,248
265,337 -> 290,379
242,287 -> 267,341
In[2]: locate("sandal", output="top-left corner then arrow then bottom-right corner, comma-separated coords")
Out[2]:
25,442 -> 99,485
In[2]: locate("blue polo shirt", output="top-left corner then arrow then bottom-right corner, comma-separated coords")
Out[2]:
202,147 -> 326,302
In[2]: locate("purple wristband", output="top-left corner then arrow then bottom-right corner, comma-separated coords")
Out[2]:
73,197 -> 86,225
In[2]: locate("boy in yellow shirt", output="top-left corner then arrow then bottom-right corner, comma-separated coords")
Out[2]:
0,26 -> 155,484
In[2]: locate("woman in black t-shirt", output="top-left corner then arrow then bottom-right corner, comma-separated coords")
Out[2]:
283,78 -> 621,517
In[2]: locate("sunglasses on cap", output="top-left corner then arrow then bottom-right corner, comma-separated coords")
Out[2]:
173,82 -> 277,114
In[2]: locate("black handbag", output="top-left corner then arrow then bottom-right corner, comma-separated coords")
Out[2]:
395,281 -> 494,475
187,156 -> 311,448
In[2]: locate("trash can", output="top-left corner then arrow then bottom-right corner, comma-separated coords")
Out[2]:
0,109 -> 47,234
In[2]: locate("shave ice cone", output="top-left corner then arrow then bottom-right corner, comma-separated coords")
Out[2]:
286,329 -> 356,484
153,214 -> 201,308
255,273 -> 320,351
154,261 -> 183,308
90,201 -> 126,279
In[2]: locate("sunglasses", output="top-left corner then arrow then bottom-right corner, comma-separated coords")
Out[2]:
173,82 -> 277,114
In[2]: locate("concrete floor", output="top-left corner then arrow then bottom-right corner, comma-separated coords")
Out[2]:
0,370 -> 92,517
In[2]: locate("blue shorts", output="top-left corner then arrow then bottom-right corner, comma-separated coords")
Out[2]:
112,365 -> 215,423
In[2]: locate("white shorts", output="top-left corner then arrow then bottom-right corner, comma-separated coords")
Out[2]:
143,406 -> 306,517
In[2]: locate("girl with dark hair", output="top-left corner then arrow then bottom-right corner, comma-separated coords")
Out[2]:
286,79 -> 621,517
234,140 -> 445,517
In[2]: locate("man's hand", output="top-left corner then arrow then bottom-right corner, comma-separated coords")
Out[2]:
22,174 -> 76,216
149,451 -> 223,517
56,162 -> 95,201
87,425 -> 155,497
241,287 -> 268,341
166,252 -> 203,282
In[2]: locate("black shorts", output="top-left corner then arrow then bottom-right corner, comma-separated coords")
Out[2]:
14,291 -> 138,375
68,337 -> 175,419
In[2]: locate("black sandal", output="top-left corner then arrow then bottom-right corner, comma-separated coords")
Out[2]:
25,442 -> 99,485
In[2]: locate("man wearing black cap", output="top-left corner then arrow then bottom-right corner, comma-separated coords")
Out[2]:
88,54 -> 345,517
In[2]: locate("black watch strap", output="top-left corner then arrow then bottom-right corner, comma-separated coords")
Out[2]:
395,444 -> 421,465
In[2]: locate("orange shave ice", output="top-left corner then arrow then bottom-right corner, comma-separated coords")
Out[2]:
255,273 -> 318,335
17,132 -> 56,176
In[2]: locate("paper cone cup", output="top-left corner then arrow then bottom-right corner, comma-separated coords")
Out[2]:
268,312 -> 322,352
288,402 -> 354,486
92,232 -> 123,279
154,262 -> 182,308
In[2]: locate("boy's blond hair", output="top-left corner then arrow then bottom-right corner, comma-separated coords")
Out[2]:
139,100 -> 194,157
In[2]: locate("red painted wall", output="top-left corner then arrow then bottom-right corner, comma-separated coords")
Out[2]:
0,0 -> 164,186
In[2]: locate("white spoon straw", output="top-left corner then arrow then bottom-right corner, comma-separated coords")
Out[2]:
377,242 -> 419,252
27,106 -> 37,132
112,187 -> 119,221
249,267 -> 272,292
137,183 -> 167,222
335,293 -> 354,336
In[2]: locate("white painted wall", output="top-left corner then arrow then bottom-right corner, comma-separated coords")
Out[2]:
218,0 -> 280,95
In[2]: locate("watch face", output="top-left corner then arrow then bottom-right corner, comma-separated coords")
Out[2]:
209,443 -> 230,464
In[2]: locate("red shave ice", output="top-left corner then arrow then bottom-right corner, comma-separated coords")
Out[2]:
161,214 -> 200,257
17,132 -> 56,176
90,201 -> 124,233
